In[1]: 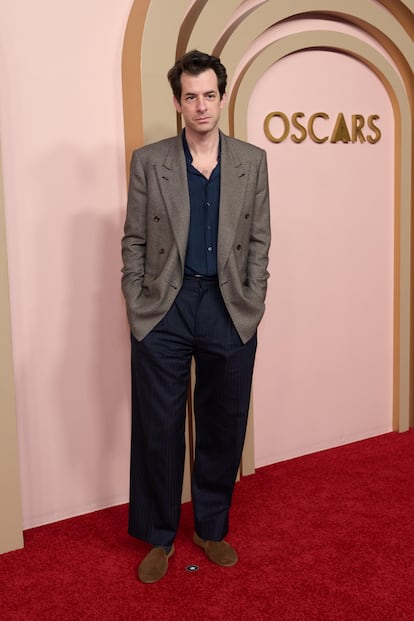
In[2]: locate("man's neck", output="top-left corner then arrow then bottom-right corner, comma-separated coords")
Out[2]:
184,128 -> 220,159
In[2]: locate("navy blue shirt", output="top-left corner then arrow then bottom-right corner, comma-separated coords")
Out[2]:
183,131 -> 221,276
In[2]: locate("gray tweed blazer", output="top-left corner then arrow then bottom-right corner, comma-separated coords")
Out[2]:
121,130 -> 271,343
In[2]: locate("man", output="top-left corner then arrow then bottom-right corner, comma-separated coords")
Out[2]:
121,50 -> 270,583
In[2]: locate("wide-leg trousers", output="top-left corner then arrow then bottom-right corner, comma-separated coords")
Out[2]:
128,275 -> 257,547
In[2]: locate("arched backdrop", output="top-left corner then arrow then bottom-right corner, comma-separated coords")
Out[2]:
123,0 -> 414,497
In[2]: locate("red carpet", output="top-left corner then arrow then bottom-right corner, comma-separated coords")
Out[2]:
1,431 -> 414,620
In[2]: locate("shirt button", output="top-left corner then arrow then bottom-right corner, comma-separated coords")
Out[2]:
207,246 -> 213,252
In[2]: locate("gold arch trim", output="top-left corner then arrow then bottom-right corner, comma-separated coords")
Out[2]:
376,0 -> 414,40
121,0 -> 151,180
0,146 -> 24,553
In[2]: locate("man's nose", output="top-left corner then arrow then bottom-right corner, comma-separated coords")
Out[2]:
196,97 -> 207,110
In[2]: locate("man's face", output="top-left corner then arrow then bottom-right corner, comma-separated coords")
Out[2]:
173,69 -> 226,136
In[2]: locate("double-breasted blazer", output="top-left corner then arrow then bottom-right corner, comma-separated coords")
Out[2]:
121,130 -> 271,344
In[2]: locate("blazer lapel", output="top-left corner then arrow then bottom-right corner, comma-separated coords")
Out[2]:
218,133 -> 250,267
153,132 -> 250,271
154,134 -> 190,267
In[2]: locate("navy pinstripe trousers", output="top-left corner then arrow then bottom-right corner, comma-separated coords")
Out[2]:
128,275 -> 257,547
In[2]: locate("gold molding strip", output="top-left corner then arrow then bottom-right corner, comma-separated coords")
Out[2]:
121,0 -> 151,181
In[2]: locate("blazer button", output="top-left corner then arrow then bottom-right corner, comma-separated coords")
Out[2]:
154,216 -> 160,222
245,213 -> 250,219
159,248 -> 165,254
236,244 -> 242,250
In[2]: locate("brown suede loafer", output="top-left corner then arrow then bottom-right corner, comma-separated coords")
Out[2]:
193,532 -> 238,567
138,545 -> 175,583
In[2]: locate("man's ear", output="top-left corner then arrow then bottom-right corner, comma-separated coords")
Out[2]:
173,96 -> 182,113
220,92 -> 227,109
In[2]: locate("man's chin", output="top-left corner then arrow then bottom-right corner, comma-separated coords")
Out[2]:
190,122 -> 217,134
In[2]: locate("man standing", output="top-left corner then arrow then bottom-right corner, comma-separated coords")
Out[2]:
121,50 -> 270,583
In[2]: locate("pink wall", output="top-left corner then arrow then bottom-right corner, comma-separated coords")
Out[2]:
0,0 -> 133,527
248,50 -> 394,466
